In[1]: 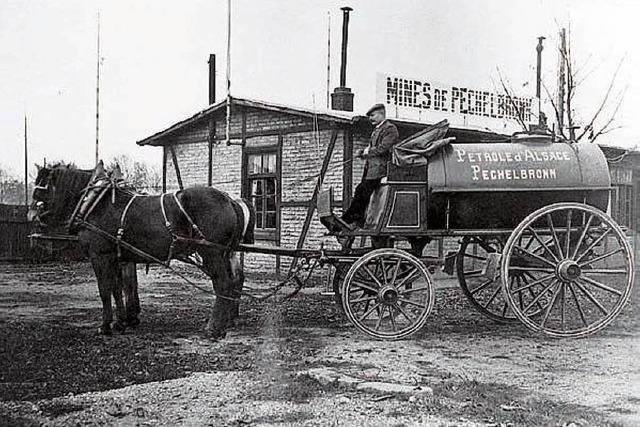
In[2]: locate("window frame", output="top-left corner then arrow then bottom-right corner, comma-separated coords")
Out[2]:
242,143 -> 281,241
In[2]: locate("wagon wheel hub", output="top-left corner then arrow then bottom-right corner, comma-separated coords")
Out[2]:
379,285 -> 399,305
556,259 -> 581,282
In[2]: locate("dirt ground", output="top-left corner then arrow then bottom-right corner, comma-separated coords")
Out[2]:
0,261 -> 638,426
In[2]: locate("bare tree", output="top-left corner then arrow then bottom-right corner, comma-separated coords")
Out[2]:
108,154 -> 162,194
548,26 -> 626,143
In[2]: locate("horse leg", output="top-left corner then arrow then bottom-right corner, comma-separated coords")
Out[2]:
201,250 -> 236,339
121,263 -> 141,327
228,252 -> 244,321
90,255 -> 116,335
111,265 -> 127,334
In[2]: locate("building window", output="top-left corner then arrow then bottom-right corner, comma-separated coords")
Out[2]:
246,152 -> 277,232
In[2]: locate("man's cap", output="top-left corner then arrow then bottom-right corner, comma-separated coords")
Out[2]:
366,103 -> 385,116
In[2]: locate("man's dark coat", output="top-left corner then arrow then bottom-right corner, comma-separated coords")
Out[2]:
362,120 -> 400,179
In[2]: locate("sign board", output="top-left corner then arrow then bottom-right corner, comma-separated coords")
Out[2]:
376,73 -> 535,134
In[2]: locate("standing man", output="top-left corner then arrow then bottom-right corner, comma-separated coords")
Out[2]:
342,103 -> 399,227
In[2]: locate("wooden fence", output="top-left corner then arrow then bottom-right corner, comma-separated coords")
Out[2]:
0,204 -> 31,261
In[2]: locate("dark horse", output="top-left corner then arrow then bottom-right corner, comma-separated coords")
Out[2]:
29,162 -> 255,338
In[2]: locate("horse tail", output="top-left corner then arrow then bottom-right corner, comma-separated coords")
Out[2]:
235,198 -> 255,244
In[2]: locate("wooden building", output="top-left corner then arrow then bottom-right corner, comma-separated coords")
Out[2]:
137,96 -> 507,275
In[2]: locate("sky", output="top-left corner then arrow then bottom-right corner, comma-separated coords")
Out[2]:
1,0 -> 639,176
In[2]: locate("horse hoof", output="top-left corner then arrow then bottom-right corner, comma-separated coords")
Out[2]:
99,325 -> 112,336
113,322 -> 126,334
205,328 -> 227,340
126,317 -> 141,328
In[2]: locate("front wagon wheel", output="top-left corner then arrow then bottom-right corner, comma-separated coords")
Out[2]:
341,248 -> 434,340
501,203 -> 635,337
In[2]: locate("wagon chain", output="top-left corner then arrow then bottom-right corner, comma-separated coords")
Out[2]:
77,219 -> 319,304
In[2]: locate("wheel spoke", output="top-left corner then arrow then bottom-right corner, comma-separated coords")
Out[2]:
394,303 -> 414,323
526,226 -> 560,262
514,245 -> 557,267
573,281 -> 609,316
571,214 -> 594,259
522,275 -> 545,311
516,276 -> 524,311
568,283 -> 588,327
582,268 -> 627,275
470,279 -> 494,295
358,302 -> 383,322
400,286 -> 431,296
395,267 -> 420,288
350,295 -> 378,304
397,298 -> 427,309
575,228 -> 612,263
565,210 -> 573,258
388,306 -> 398,331
540,282 -> 562,328
482,285 -> 501,309
374,306 -> 386,331
560,282 -> 566,330
578,248 -> 624,267
508,266 -> 555,273
502,301 -> 509,316
362,265 -> 384,288
546,213 -> 564,260
351,280 -> 379,294
378,257 -> 388,287
522,279 -> 558,314
579,276 -> 623,297
510,273 -> 555,294
390,258 -> 402,286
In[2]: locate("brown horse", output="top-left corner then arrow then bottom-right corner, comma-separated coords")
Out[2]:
29,162 -> 255,338
30,164 -> 142,327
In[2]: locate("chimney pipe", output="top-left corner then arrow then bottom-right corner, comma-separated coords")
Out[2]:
208,54 -> 216,105
339,6 -> 352,87
536,37 -> 545,99
331,6 -> 354,112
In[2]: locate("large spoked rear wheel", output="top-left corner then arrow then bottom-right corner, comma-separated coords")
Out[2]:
502,203 -> 635,337
341,248 -> 435,340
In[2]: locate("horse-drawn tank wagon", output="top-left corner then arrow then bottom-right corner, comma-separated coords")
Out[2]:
28,130 -> 634,341
317,132 -> 634,340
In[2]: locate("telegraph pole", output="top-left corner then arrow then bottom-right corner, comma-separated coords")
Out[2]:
225,0 -> 231,145
326,11 -> 331,108
24,114 -> 28,206
95,11 -> 101,165
557,28 -> 566,132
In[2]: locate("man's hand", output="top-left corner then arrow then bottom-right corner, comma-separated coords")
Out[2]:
356,147 -> 370,159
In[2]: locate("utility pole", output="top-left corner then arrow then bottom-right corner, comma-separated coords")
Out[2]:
536,36 -> 545,127
225,0 -> 232,145
326,11 -> 331,109
557,28 -> 566,133
95,11 -> 101,165
24,114 -> 28,206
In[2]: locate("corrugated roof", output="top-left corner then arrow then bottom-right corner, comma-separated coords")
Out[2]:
136,97 -> 355,146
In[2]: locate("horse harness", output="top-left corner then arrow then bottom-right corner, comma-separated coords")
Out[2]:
70,179 -> 237,265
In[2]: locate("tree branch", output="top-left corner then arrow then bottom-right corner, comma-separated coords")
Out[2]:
542,80 -> 567,139
496,68 -> 528,131
577,55 -> 625,141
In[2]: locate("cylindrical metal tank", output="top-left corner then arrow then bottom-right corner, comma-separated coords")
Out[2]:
426,139 -> 611,230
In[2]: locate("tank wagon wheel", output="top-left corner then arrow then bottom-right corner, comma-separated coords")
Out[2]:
457,236 -> 517,323
501,203 -> 635,337
457,236 -> 550,323
341,248 -> 435,340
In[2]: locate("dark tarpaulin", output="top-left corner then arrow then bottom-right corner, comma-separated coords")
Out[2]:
392,119 -> 455,166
